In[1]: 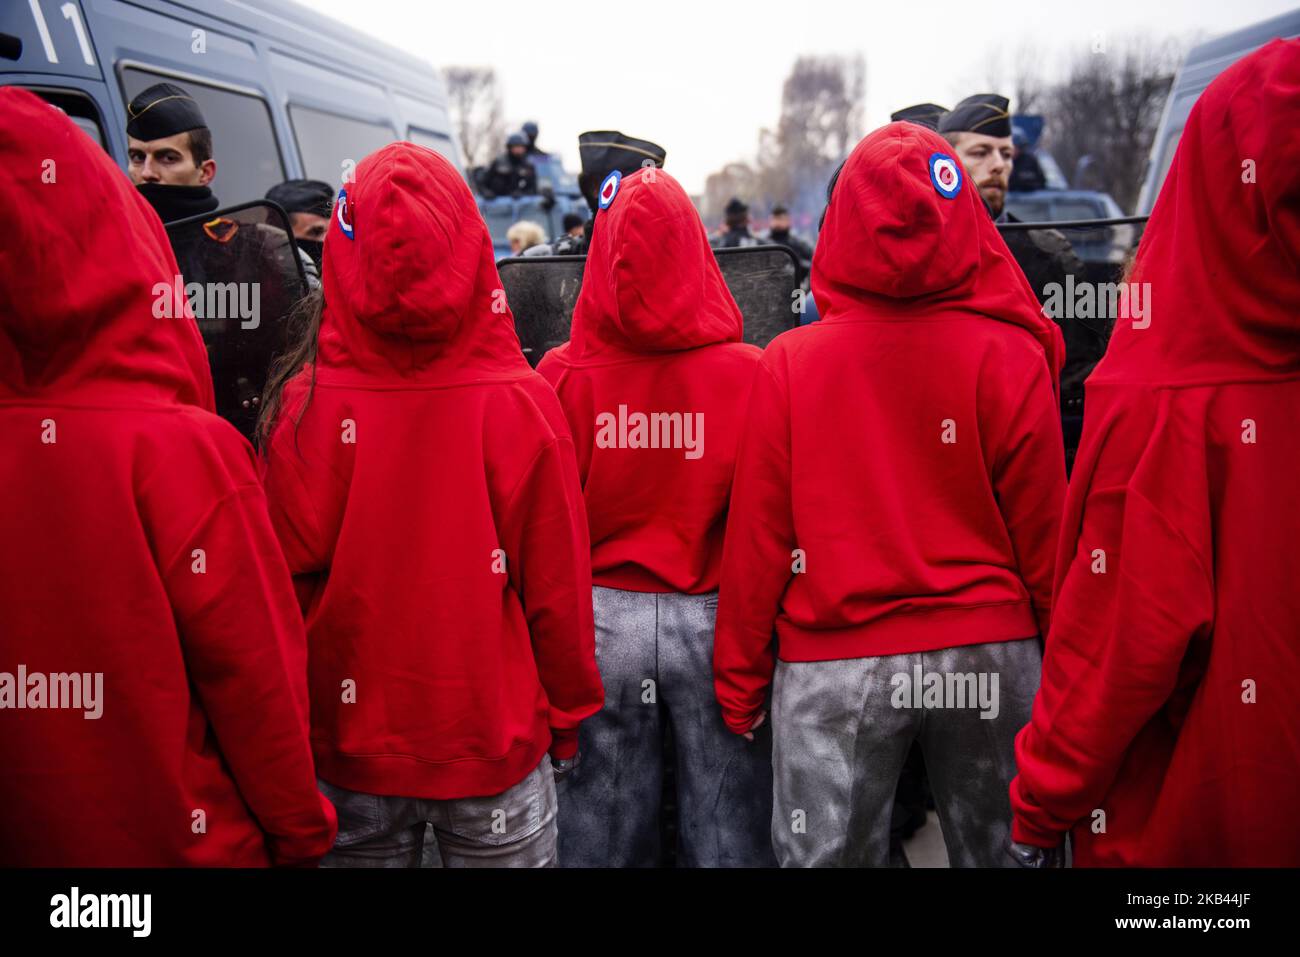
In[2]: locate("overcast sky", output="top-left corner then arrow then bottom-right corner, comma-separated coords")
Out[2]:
308,0 -> 1297,193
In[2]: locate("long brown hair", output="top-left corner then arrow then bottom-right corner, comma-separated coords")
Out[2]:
256,287 -> 323,448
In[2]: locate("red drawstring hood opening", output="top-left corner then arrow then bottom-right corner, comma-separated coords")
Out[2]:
1095,37 -> 1300,386
812,121 -> 1063,393
0,87 -> 214,410
567,167 -> 743,360
318,141 -> 527,381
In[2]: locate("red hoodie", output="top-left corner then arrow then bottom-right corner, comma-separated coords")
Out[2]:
260,143 -> 603,800
0,88 -> 336,866
714,122 -> 1067,734
537,168 -> 761,594
1011,40 -> 1300,866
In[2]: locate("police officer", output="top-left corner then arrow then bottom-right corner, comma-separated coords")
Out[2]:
522,120 -> 548,159
711,197 -> 761,249
764,204 -> 814,286
125,82 -> 221,223
940,94 -> 1104,467
266,179 -> 333,265
478,133 -> 538,199
125,86 -> 311,435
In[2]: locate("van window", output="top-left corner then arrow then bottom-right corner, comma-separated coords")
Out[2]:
407,127 -> 458,164
290,105 -> 395,184
23,87 -> 105,149
121,67 -> 284,206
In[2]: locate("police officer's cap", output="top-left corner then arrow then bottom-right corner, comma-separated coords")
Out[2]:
938,94 -> 1012,138
126,82 -> 208,141
890,103 -> 949,132
266,179 -> 334,218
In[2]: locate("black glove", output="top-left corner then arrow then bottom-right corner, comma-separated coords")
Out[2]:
1006,839 -> 1065,868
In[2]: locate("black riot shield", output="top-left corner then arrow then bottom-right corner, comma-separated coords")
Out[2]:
165,201 -> 309,440
497,255 -> 585,365
714,245 -> 801,347
996,214 -> 1146,472
498,244 -> 800,367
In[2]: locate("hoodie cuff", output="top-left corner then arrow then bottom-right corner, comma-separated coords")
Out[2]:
1011,812 -> 1066,849
722,706 -> 762,736
549,727 -> 579,760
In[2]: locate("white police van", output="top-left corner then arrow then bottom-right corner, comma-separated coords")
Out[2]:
0,0 -> 461,205
1137,8 -> 1299,215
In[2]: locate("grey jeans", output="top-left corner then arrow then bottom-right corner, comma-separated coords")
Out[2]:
318,756 -> 556,867
772,638 -> 1041,867
557,586 -> 776,867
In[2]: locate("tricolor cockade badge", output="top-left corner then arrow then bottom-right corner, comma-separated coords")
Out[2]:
336,187 -> 355,239
598,170 -> 622,210
928,153 -> 962,199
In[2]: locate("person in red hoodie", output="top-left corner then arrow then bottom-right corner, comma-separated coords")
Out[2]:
714,121 -> 1067,867
1009,39 -> 1300,868
258,141 -> 603,867
0,87 -> 337,866
537,167 -> 774,867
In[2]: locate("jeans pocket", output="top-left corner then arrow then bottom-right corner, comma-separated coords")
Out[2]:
317,778 -> 394,845
447,758 -> 552,847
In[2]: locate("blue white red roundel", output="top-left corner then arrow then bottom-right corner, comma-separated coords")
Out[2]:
598,170 -> 622,210
928,153 -> 962,199
336,187 -> 354,239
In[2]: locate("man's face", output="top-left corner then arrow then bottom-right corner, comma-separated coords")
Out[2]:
771,212 -> 791,232
127,133 -> 214,187
567,223 -> 584,238
289,211 -> 330,244
949,132 -> 1013,215
509,144 -> 526,161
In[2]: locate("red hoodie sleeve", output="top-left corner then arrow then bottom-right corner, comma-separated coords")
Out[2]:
1010,401 -> 1215,846
714,360 -> 795,734
157,474 -> 338,866
499,435 -> 604,760
992,358 -> 1066,638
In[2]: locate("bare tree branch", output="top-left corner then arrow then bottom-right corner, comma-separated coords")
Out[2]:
443,66 -> 505,170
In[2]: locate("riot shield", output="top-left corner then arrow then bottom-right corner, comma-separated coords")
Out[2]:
997,214 -> 1146,472
497,255 -> 585,365
498,243 -> 800,367
165,201 -> 309,440
715,245 -> 801,347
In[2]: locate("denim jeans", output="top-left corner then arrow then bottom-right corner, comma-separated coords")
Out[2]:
557,586 -> 776,867
771,638 -> 1042,867
318,756 -> 556,867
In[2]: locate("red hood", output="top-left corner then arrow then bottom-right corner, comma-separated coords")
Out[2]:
0,87 -> 214,409
812,121 -> 1063,392
318,141 -> 527,381
1094,38 -> 1300,386
566,167 -> 742,360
